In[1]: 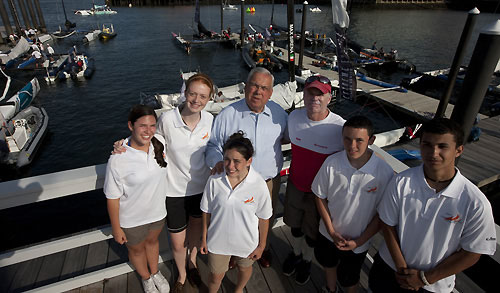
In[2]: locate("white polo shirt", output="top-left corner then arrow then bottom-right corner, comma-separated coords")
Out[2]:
378,165 -> 497,293
200,166 -> 273,257
312,150 -> 394,253
104,135 -> 168,228
157,107 -> 213,197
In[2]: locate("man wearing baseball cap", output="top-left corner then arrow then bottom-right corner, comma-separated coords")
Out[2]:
282,75 -> 346,285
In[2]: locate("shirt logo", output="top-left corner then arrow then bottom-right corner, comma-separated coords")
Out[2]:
244,197 -> 254,204
486,237 -> 496,241
295,137 -> 302,141
202,132 -> 209,140
444,214 -> 461,223
367,186 -> 377,193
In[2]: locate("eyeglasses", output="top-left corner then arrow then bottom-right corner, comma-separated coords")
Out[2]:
248,82 -> 272,92
305,75 -> 331,85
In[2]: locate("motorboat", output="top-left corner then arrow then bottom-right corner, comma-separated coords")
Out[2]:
0,106 -> 49,168
99,24 -> 117,40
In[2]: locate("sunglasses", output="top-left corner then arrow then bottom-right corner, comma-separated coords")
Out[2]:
305,75 -> 331,85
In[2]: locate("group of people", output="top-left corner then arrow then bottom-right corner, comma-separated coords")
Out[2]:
104,67 -> 496,293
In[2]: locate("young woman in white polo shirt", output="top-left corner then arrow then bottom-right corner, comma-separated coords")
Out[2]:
113,74 -> 215,292
104,105 -> 170,293
200,131 -> 273,293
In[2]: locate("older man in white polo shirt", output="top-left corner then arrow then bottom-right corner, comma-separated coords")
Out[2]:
369,118 -> 497,293
205,67 -> 288,267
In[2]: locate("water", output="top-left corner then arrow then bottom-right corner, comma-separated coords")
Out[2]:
1,1 -> 498,254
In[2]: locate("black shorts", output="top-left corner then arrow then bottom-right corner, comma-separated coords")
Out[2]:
314,233 -> 367,287
166,193 -> 202,233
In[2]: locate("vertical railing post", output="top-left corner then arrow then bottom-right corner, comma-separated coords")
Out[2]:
435,8 -> 480,118
450,20 -> 500,142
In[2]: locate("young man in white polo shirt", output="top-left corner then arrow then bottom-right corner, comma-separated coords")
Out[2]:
312,116 -> 394,293
369,118 -> 497,293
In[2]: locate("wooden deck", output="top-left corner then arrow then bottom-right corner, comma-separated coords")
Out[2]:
384,115 -> 500,188
273,46 -> 487,121
1,178 -> 486,293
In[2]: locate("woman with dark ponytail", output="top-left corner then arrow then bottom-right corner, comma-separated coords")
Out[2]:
112,73 -> 215,292
104,105 -> 170,293
200,131 -> 272,293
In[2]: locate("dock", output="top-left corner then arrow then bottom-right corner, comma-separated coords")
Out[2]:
272,46 -> 487,121
384,115 -> 500,188
1,146 -> 497,292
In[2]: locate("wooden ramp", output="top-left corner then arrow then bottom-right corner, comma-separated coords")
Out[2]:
272,46 -> 487,120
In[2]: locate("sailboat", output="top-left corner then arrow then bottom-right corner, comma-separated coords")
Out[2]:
172,0 -> 230,54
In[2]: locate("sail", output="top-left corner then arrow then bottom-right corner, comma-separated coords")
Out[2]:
331,0 -> 349,28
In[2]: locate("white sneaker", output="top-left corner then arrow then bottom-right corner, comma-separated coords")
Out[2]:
142,277 -> 160,293
151,271 -> 170,293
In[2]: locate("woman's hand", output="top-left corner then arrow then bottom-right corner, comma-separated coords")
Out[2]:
112,227 -> 127,244
111,139 -> 126,155
248,245 -> 265,261
210,161 -> 224,175
200,239 -> 208,254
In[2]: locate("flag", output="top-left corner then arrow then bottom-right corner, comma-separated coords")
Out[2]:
331,0 -> 349,28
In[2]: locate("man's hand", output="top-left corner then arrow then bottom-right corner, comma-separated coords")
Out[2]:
336,239 -> 358,251
395,268 -> 424,291
248,245 -> 265,261
210,161 -> 224,175
112,139 -> 126,155
330,231 -> 347,248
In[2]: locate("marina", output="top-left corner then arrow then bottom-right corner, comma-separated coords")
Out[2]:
1,1 -> 500,292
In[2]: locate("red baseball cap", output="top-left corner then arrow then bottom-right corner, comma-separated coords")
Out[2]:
304,75 -> 332,94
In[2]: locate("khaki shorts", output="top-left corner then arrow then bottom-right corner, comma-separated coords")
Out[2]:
122,218 -> 165,246
208,253 -> 254,274
283,179 -> 320,240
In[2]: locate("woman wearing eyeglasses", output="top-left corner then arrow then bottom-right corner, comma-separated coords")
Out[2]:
282,75 -> 346,285
113,73 -> 215,293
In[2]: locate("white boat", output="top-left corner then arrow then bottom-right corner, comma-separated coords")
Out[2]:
223,3 -> 238,10
0,69 -> 40,120
83,29 -> 101,42
149,72 -> 304,115
74,9 -> 92,16
74,4 -> 117,15
0,106 -> 49,167
310,7 -> 321,13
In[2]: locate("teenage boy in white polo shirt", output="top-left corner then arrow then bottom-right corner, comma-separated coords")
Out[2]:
369,118 -> 497,293
312,116 -> 394,293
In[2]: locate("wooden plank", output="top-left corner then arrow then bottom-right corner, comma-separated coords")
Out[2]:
34,251 -> 66,288
61,246 -> 89,280
106,239 -> 128,267
74,280 -> 103,293
258,228 -> 296,293
85,240 -> 109,273
273,225 -> 316,292
127,270 -> 143,293
280,225 -> 326,291
243,262 -> 269,292
0,226 -> 113,268
0,263 -> 19,292
103,273 -> 127,293
8,257 -> 44,292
